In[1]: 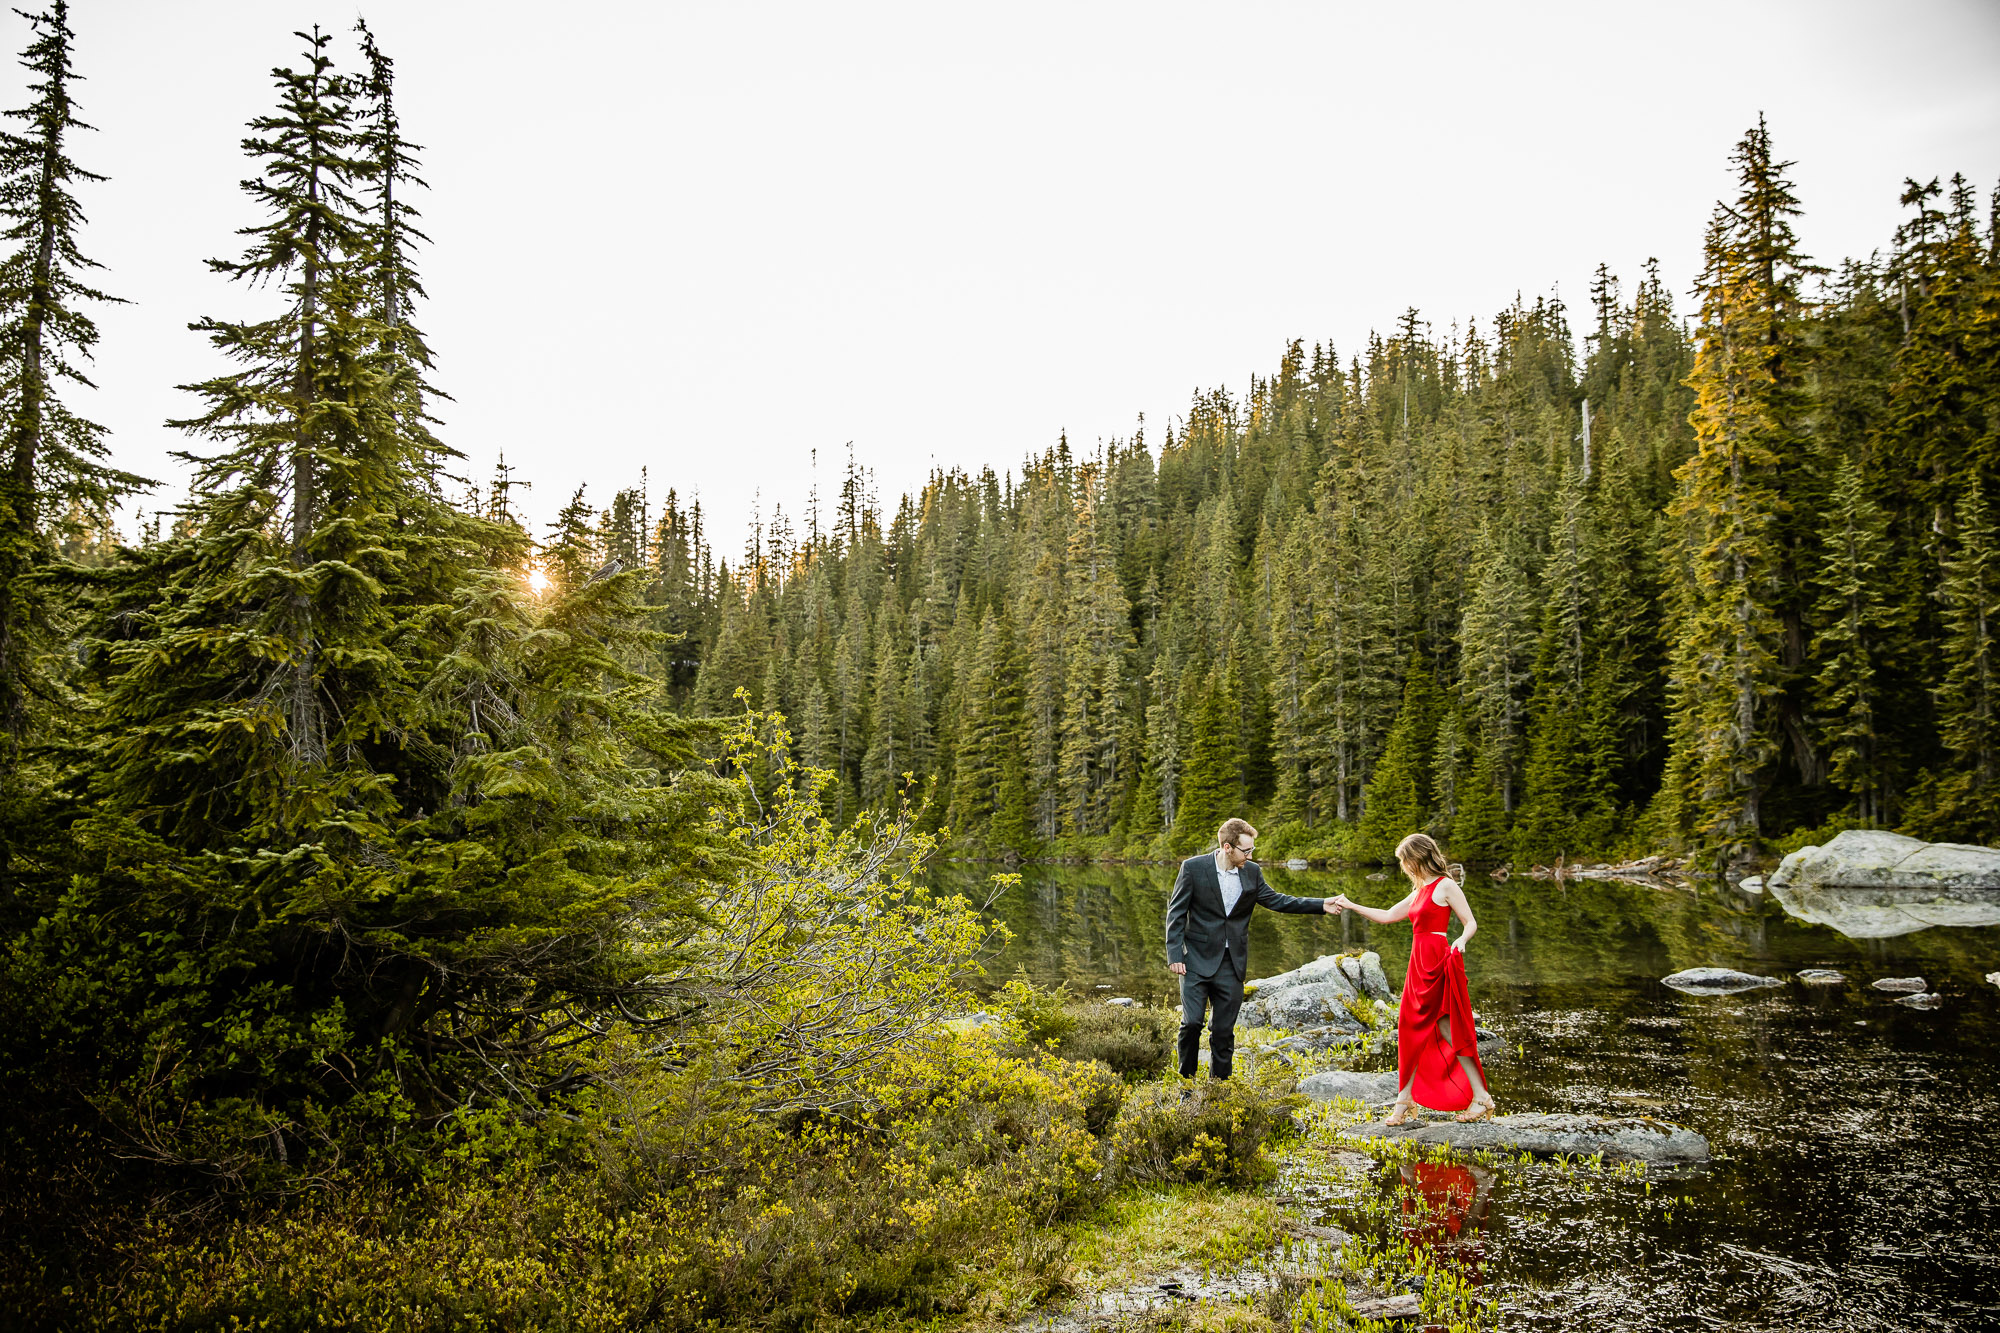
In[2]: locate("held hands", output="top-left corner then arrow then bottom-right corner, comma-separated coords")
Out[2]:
1322,896 -> 1343,914
1331,893 -> 1355,911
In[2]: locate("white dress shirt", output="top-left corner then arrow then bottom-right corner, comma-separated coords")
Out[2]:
1215,849 -> 1244,915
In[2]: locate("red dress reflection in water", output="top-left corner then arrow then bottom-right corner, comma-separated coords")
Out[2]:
1398,1161 -> 1491,1277
1396,876 -> 1488,1112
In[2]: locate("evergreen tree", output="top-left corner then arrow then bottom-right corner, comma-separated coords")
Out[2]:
1513,470 -> 1604,862
1170,668 -> 1240,853
1357,657 -> 1435,861
0,0 -> 142,749
1056,472 -> 1129,838
6,30 -> 733,1179
1664,119 -> 1819,858
1810,456 -> 1900,824
1458,521 -> 1536,811
861,594 -> 904,802
1932,482 -> 2000,834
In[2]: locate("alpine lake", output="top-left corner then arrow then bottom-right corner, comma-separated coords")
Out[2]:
927,860 -> 2000,1331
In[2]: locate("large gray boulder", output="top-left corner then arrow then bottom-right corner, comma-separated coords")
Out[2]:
1247,980 -> 1365,1030
1244,954 -> 1358,998
1357,951 -> 1395,1002
1767,830 -> 2000,938
1342,1112 -> 1709,1164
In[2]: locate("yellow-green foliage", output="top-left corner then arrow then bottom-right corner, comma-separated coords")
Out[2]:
83,1029 -> 1298,1333
996,969 -> 1081,1047
1106,1078 -> 1298,1190
1055,1001 -> 1177,1081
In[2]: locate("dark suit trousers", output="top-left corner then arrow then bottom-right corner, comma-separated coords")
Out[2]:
1179,959 -> 1245,1079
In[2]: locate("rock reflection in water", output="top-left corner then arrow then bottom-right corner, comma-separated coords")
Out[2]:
1766,879 -> 2000,938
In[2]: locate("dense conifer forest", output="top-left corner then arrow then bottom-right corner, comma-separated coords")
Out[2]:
0,4 -> 1995,1326
637,122 -> 2000,868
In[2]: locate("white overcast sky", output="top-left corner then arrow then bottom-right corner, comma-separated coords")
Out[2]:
25,1 -> 2000,546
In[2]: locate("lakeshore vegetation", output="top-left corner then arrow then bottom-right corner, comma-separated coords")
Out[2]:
0,4 -> 1992,1329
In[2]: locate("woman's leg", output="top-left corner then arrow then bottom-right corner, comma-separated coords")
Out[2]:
1437,1016 -> 1492,1105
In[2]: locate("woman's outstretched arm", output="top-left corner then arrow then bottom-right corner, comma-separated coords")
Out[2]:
1330,888 -> 1417,925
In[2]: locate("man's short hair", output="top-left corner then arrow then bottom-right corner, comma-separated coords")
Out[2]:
1217,817 -> 1257,850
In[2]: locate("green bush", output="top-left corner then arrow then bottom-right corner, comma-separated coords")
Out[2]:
996,970 -> 1079,1047
1106,1077 -> 1297,1190
1056,1001 -> 1176,1081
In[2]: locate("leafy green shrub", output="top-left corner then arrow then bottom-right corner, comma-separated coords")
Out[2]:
996,970 -> 1079,1046
1106,1077 -> 1297,1189
1056,1001 -> 1175,1081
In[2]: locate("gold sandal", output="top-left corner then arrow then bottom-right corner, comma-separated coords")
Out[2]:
1453,1097 -> 1495,1123
1382,1101 -> 1416,1126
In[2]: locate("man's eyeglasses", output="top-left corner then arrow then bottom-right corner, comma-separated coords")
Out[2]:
1229,843 -> 1255,857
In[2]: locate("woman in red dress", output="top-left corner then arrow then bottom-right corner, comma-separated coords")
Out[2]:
1333,832 -> 1494,1124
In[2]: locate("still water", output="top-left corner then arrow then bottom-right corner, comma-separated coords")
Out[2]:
932,862 -> 2000,1331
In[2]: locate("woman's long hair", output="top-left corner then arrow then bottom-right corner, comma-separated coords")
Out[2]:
1395,832 -> 1452,881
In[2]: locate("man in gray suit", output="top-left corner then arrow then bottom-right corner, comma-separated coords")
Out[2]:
1165,817 -> 1341,1079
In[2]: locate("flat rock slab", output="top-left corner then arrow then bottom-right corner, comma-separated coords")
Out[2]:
1896,992 -> 1942,1009
1663,967 -> 1783,994
1029,1257 -> 1348,1333
1797,969 -> 1846,984
1871,976 -> 1927,993
1270,1026 -> 1371,1054
1299,1069 -> 1401,1104
1341,1112 -> 1711,1164
1348,1293 -> 1422,1319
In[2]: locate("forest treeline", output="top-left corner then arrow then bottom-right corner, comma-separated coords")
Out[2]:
601,124 -> 2000,868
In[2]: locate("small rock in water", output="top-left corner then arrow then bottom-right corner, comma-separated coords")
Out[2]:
1796,969 -> 1846,984
1988,971 -> 2000,988
1737,875 -> 1764,893
1871,976 -> 1927,993
1366,871 -> 1388,881
1285,857 -> 1310,871
1896,992 -> 1942,1009
1105,996 -> 1137,1007
1662,967 -> 1783,994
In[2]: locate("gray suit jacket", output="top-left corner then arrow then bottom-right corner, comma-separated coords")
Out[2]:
1164,852 -> 1326,981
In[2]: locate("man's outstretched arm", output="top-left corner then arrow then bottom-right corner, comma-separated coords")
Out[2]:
1252,873 -> 1336,915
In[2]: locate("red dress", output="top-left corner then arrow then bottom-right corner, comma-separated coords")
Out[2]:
1396,876 -> 1487,1111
